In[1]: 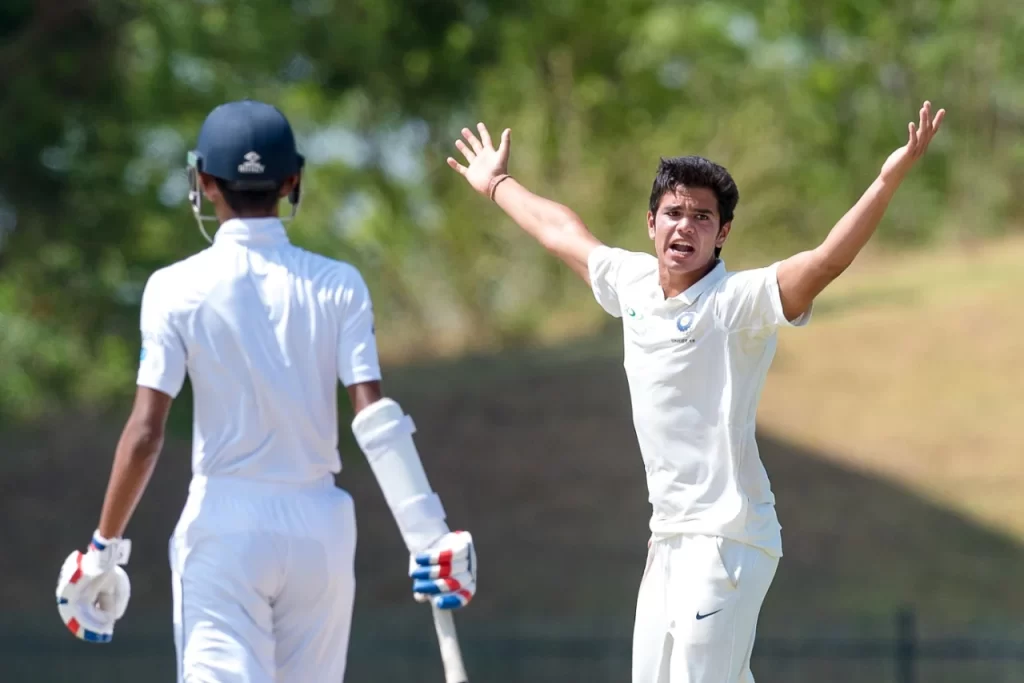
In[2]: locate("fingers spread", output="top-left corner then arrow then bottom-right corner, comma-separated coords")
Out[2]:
462,127 -> 483,153
454,139 -> 475,163
446,157 -> 467,175
926,108 -> 946,148
477,122 -> 493,149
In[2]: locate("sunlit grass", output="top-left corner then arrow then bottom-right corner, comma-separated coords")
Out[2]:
759,234 -> 1024,540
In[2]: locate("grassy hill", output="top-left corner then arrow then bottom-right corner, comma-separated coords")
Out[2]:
758,235 -> 1024,542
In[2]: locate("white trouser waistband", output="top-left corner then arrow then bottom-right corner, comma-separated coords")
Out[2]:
187,473 -> 337,497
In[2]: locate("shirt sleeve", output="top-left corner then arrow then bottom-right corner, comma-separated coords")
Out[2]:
136,272 -> 188,398
338,271 -> 383,387
715,261 -> 813,333
587,245 -> 634,318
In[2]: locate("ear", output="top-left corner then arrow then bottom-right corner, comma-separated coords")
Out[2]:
199,173 -> 221,201
647,211 -> 656,241
716,221 -> 732,249
279,173 -> 300,198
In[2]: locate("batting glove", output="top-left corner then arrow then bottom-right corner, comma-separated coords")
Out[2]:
410,530 -> 477,610
55,531 -> 132,643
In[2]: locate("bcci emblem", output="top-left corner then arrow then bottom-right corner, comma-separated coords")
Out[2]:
676,312 -> 696,332
238,151 -> 265,174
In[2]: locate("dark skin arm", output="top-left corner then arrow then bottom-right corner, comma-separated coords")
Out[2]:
97,387 -> 173,539
347,380 -> 384,415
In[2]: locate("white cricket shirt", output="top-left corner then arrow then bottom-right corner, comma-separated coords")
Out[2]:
136,217 -> 381,485
589,246 -> 811,556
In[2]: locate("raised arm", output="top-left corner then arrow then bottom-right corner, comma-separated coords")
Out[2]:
777,101 -> 946,321
447,123 -> 603,284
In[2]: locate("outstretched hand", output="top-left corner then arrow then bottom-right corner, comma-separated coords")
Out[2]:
446,123 -> 511,198
880,101 -> 946,184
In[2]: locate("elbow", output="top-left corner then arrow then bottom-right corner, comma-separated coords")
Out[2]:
539,214 -> 588,253
123,421 -> 165,463
811,248 -> 850,283
820,260 -> 848,285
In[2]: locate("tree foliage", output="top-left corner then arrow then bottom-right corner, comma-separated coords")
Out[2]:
1,0 -> 1022,422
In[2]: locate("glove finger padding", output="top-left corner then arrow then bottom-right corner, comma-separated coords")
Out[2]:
412,571 -> 476,596
414,582 -> 476,609
56,549 -> 131,643
409,557 -> 471,580
412,531 -> 475,568
410,530 -> 476,610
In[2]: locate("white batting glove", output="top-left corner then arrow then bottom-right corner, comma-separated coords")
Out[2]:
55,531 -> 132,643
409,530 -> 477,610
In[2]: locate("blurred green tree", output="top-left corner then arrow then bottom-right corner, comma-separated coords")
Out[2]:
1,0 -> 1021,424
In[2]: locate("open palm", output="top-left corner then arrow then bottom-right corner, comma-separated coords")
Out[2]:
446,123 -> 511,197
881,101 -> 946,183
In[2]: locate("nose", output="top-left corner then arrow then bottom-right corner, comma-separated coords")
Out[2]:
673,219 -> 697,235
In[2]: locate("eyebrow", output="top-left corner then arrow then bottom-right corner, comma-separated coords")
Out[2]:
662,203 -> 717,216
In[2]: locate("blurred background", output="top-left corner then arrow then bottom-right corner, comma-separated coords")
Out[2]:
2,0 -> 1023,681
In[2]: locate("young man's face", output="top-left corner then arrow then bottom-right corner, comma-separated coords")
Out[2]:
647,185 -> 730,277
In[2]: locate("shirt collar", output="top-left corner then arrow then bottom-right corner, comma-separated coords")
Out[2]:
214,217 -> 290,246
658,260 -> 727,305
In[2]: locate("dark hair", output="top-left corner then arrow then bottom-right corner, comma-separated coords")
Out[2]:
215,177 -> 283,216
648,156 -> 739,258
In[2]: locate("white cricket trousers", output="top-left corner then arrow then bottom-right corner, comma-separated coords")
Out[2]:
169,475 -> 357,683
632,534 -> 779,683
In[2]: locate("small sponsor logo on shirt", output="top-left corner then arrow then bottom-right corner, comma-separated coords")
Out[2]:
625,306 -> 644,320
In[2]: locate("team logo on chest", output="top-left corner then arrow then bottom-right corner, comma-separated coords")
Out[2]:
672,311 -> 699,344
676,312 -> 696,332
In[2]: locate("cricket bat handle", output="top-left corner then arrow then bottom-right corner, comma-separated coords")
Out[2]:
432,605 -> 469,683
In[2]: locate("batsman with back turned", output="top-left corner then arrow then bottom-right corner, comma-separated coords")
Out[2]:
54,99 -> 478,682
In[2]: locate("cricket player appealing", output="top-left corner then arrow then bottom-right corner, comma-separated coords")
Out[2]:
446,102 -> 944,682
54,100 -> 478,682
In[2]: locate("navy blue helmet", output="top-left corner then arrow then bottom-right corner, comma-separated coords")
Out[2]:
187,100 -> 305,241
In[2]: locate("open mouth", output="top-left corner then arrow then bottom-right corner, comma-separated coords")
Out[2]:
669,242 -> 695,255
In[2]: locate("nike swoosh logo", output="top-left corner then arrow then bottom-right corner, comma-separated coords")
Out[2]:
695,609 -> 723,620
